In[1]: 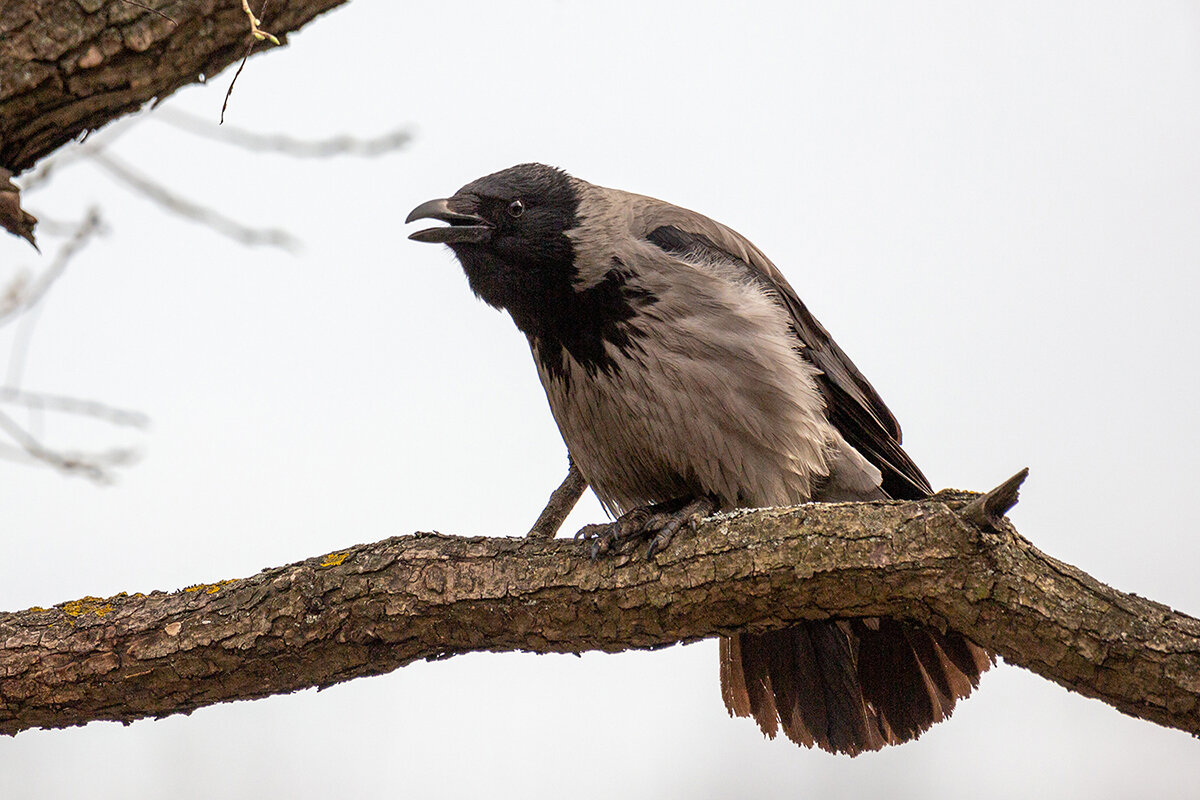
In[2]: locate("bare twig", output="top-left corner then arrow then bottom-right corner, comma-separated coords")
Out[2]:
241,0 -> 280,45
20,117 -> 142,194
0,210 -> 103,329
90,153 -> 300,251
155,108 -> 412,157
0,408 -> 137,482
219,49 -> 253,125
527,458 -> 588,538
222,0 -> 277,123
0,387 -> 150,429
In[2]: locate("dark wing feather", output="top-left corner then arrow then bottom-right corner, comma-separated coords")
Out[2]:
642,216 -> 931,500
636,201 -> 992,756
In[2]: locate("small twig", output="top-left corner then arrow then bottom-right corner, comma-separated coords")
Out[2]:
90,153 -> 300,251
155,108 -> 412,157
240,0 -> 280,45
219,49 -> 253,125
20,116 -> 142,193
0,408 -> 137,482
0,210 -> 103,329
0,387 -> 150,429
961,468 -> 1030,532
222,0 -> 276,123
527,458 -> 588,538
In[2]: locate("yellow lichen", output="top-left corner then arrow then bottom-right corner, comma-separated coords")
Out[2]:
320,551 -> 350,567
183,580 -> 234,595
60,596 -> 114,618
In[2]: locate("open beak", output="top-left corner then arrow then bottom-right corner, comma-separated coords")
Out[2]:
406,198 -> 492,244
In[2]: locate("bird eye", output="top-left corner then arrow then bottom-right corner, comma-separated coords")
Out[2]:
507,199 -> 525,218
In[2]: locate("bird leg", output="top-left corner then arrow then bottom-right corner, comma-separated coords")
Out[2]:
576,495 -> 718,559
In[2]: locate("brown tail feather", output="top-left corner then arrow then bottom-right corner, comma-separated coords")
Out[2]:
720,620 -> 993,756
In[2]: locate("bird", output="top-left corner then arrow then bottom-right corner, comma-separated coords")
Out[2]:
406,163 -> 992,755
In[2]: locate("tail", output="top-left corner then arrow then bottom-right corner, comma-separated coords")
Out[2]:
720,619 -> 993,756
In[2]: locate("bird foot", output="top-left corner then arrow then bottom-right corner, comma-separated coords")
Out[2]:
575,496 -> 717,559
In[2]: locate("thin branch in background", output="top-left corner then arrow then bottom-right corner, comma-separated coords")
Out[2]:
0,408 -> 139,483
3,72 -> 408,481
0,209 -> 104,329
20,117 -> 142,194
5,296 -> 45,392
0,387 -> 150,429
0,210 -> 145,479
90,153 -> 300,251
155,108 -> 412,157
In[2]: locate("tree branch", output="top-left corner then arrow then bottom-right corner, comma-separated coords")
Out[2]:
526,458 -> 587,538
1,478 -> 1196,740
0,0 -> 350,174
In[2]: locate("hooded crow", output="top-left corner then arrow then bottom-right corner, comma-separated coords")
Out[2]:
407,163 -> 992,755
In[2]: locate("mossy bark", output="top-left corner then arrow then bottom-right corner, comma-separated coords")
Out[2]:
1,490 -> 1197,740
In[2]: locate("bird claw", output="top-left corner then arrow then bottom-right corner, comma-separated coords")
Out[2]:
576,497 -> 716,560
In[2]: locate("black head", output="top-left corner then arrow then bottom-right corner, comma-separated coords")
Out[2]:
407,163 -> 581,323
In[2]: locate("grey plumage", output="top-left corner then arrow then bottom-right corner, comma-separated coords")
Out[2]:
407,163 -> 992,755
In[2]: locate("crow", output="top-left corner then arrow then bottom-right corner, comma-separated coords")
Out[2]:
407,163 -> 991,755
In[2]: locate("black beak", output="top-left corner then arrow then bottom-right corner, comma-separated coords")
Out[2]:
406,198 -> 492,244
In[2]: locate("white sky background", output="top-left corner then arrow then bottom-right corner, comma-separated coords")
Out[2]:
2,1 -> 1199,797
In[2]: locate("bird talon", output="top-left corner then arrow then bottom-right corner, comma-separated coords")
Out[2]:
579,497 -> 716,560
645,537 -> 664,559
574,523 -> 607,541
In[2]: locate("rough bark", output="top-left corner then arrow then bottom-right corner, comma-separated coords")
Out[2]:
1,488 -> 1197,741
0,0 -> 350,174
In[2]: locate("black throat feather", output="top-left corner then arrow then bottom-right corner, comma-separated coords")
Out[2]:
445,165 -> 658,387
525,257 -> 657,385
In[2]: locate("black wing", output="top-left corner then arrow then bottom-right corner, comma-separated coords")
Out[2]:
644,221 -> 931,500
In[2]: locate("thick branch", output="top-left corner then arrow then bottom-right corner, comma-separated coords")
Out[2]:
0,0 -> 350,173
1,489 -> 1197,740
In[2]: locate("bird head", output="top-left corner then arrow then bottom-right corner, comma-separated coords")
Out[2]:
406,163 -> 581,319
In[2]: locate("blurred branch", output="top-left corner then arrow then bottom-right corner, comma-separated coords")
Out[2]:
18,118 -> 142,194
0,209 -> 144,481
1,482 -> 1196,743
0,387 -> 150,429
155,109 -> 412,157
0,210 -> 103,328
0,408 -> 137,482
90,152 -> 300,252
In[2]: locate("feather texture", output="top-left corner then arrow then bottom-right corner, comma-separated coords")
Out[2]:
412,164 -> 992,755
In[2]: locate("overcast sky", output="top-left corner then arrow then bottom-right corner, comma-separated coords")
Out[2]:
2,2 -> 1199,798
